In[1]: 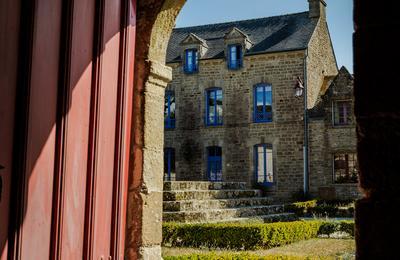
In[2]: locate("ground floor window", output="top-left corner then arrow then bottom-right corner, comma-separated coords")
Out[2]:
207,146 -> 222,181
254,144 -> 274,185
333,153 -> 358,183
164,148 -> 175,181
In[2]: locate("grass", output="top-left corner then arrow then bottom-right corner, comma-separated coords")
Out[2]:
162,238 -> 355,260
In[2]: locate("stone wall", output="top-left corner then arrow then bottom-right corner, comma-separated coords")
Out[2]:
306,12 -> 338,108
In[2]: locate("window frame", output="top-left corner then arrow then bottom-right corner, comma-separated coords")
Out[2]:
207,146 -> 223,182
184,48 -> 198,74
164,148 -> 176,181
254,144 -> 274,187
333,152 -> 358,184
164,90 -> 176,129
205,87 -> 223,126
332,100 -> 352,126
227,44 -> 243,70
253,83 -> 273,123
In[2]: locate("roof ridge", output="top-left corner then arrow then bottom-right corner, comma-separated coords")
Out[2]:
173,11 -> 309,31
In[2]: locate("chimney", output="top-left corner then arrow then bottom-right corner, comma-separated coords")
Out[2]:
308,0 -> 327,19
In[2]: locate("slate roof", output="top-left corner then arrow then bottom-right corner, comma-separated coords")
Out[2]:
308,66 -> 354,119
167,12 -> 318,63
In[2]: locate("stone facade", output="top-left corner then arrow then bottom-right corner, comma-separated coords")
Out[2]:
309,67 -> 361,200
162,1 -> 356,201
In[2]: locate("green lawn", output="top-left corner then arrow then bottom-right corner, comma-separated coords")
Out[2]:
162,238 -> 355,260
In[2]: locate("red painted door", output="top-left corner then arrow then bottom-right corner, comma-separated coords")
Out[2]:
0,0 -> 136,259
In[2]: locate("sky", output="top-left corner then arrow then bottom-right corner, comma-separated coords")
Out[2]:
175,0 -> 354,73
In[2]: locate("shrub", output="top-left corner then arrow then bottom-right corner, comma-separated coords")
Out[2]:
163,221 -> 323,250
284,200 -> 318,216
317,221 -> 355,237
339,221 -> 355,237
285,199 -> 355,217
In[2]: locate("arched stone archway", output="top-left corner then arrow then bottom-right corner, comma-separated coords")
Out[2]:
125,0 -> 185,258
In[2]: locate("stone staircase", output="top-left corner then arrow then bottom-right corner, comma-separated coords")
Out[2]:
163,181 -> 297,223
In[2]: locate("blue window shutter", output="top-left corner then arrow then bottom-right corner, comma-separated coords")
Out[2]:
237,46 -> 242,68
194,50 -> 198,71
205,91 -> 208,126
227,46 -> 231,69
184,50 -> 188,73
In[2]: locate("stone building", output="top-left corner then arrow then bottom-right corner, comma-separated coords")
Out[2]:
164,0 -> 360,201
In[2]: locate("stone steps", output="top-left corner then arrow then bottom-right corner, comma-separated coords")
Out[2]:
163,181 -> 247,191
162,181 -> 295,223
163,189 -> 262,201
163,197 -> 274,211
163,205 -> 286,223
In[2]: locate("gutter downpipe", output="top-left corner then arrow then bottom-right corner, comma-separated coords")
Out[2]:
303,49 -> 309,197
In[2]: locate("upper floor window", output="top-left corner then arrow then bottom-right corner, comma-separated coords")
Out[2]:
164,91 -> 175,129
184,49 -> 198,73
333,100 -> 352,126
228,44 -> 242,70
254,144 -> 274,186
333,153 -> 358,184
254,84 -> 273,123
205,88 -> 223,126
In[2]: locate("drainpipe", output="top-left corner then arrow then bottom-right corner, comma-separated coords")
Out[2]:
303,50 -> 309,197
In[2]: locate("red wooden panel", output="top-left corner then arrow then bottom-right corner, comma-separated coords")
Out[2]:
112,0 -> 137,258
59,0 -> 95,258
17,0 -> 62,259
91,0 -> 121,258
0,0 -> 20,259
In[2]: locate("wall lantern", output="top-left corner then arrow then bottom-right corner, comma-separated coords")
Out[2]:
294,76 -> 304,97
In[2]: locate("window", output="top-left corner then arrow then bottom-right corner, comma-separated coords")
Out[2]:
207,146 -> 222,182
164,148 -> 175,181
333,101 -> 352,126
184,49 -> 198,73
333,153 -> 358,184
254,84 -> 273,123
164,91 -> 175,129
228,44 -> 242,70
254,144 -> 274,185
205,88 -> 223,126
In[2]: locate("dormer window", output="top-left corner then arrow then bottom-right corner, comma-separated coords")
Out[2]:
184,49 -> 198,73
228,44 -> 242,70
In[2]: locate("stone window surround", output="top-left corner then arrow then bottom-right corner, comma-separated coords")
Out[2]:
253,83 -> 273,123
332,152 -> 358,184
184,48 -> 199,74
331,99 -> 353,127
205,87 -> 223,127
227,44 -> 243,70
254,143 -> 275,186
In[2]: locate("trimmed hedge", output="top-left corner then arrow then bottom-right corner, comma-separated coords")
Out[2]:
163,221 -> 322,250
164,253 -> 305,260
285,200 -> 355,218
162,221 -> 355,250
318,221 -> 355,237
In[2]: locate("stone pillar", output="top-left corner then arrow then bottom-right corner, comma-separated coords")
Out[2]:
140,62 -> 172,259
125,0 -> 185,259
354,1 -> 400,259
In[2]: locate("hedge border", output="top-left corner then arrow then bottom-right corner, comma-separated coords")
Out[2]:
162,220 -> 354,250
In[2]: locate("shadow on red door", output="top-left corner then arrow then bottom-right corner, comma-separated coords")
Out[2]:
0,0 -> 136,259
